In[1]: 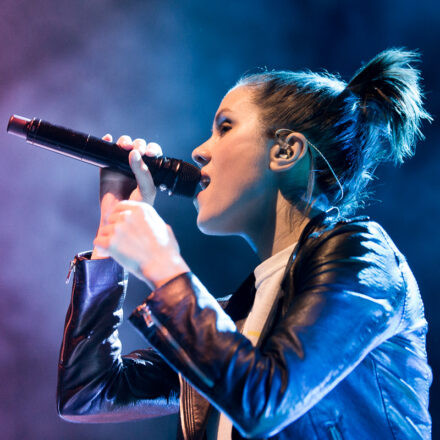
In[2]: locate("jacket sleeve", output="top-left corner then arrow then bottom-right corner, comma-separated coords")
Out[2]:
57,252 -> 179,423
129,220 -> 406,438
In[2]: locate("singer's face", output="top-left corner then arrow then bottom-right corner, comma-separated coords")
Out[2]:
192,86 -> 276,237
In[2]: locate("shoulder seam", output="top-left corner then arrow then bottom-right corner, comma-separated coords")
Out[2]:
371,223 -> 408,335
372,355 -> 398,440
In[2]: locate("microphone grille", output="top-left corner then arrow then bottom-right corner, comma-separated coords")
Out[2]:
173,161 -> 201,197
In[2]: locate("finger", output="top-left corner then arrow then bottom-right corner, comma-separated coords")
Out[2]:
129,150 -> 156,198
96,223 -> 116,236
106,210 -> 131,225
101,134 -> 119,177
129,187 -> 143,202
93,245 -> 110,258
167,224 -> 181,252
145,142 -> 163,157
111,200 -> 141,213
132,138 -> 147,155
93,236 -> 111,251
116,135 -> 133,151
112,199 -> 152,213
113,199 -> 159,218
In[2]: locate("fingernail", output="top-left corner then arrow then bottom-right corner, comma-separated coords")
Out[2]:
139,144 -> 147,155
148,142 -> 162,157
133,150 -> 142,161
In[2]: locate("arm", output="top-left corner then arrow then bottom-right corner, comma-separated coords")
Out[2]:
129,220 -> 406,438
57,253 -> 179,422
57,134 -> 182,421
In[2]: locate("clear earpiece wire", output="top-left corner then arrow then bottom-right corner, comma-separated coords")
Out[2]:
275,129 -> 344,203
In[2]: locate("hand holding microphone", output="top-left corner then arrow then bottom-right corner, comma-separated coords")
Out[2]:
6,115 -> 201,197
91,136 -> 190,283
92,133 -> 162,259
6,115 -> 200,269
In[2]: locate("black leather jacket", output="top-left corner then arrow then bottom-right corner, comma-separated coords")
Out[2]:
57,212 -> 432,439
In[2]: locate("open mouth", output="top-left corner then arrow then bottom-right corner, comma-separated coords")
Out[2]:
200,174 -> 211,191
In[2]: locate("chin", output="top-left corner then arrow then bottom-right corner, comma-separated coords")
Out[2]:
197,216 -> 227,236
196,211 -> 241,236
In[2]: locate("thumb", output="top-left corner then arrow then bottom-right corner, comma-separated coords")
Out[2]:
129,149 -> 156,203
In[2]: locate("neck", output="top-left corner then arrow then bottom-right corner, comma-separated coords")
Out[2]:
245,191 -> 318,261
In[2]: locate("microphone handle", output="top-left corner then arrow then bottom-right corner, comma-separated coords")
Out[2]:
6,115 -> 201,197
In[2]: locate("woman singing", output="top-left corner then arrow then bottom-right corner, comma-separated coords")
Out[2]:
57,49 -> 432,439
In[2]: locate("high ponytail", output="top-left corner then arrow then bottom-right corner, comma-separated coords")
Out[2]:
236,48 -> 432,215
346,48 -> 432,164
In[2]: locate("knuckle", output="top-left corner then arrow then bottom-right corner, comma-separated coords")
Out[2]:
137,204 -> 147,215
109,240 -> 117,253
113,222 -> 121,234
146,142 -> 163,157
133,138 -> 147,146
133,138 -> 147,155
139,203 -> 152,217
117,135 -> 133,148
114,221 -> 125,237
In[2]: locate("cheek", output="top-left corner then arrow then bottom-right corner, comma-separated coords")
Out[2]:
225,153 -> 268,196
203,155 -> 269,219
218,137 -> 267,184
196,133 -> 270,228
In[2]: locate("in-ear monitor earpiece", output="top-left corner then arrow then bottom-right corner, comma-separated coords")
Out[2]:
274,128 -> 345,203
277,147 -> 293,159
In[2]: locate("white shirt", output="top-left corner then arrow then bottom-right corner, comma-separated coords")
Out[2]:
215,242 -> 297,440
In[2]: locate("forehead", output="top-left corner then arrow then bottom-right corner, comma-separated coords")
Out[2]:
217,85 -> 259,115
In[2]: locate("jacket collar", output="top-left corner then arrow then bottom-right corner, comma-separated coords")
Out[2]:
224,208 -> 347,323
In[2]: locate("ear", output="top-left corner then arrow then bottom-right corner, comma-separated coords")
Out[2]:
269,132 -> 308,172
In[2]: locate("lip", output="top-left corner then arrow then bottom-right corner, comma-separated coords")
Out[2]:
193,195 -> 200,211
199,172 -> 211,191
193,178 -> 208,211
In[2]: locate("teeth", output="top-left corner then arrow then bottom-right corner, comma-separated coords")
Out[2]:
200,175 -> 210,190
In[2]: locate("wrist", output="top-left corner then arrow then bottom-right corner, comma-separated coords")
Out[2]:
141,255 -> 190,290
91,246 -> 110,260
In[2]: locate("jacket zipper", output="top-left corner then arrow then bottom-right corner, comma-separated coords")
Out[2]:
328,423 -> 343,440
65,256 -> 78,284
136,303 -> 214,389
60,257 -> 81,364
179,374 -> 191,440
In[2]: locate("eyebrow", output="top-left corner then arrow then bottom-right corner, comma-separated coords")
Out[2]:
216,108 -> 233,120
212,108 -> 233,132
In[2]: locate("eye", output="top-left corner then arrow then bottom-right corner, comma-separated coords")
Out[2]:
218,120 -> 232,135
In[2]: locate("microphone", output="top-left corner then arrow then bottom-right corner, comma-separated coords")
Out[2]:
6,115 -> 201,198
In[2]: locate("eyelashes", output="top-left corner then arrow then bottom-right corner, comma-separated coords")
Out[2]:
210,117 -> 233,137
218,120 -> 232,135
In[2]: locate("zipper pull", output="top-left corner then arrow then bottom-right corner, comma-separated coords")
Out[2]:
65,257 -> 78,284
134,303 -> 155,328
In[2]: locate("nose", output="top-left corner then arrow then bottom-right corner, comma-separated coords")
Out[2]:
191,141 -> 211,168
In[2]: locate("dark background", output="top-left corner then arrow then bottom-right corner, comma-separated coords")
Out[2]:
0,1 -> 438,439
